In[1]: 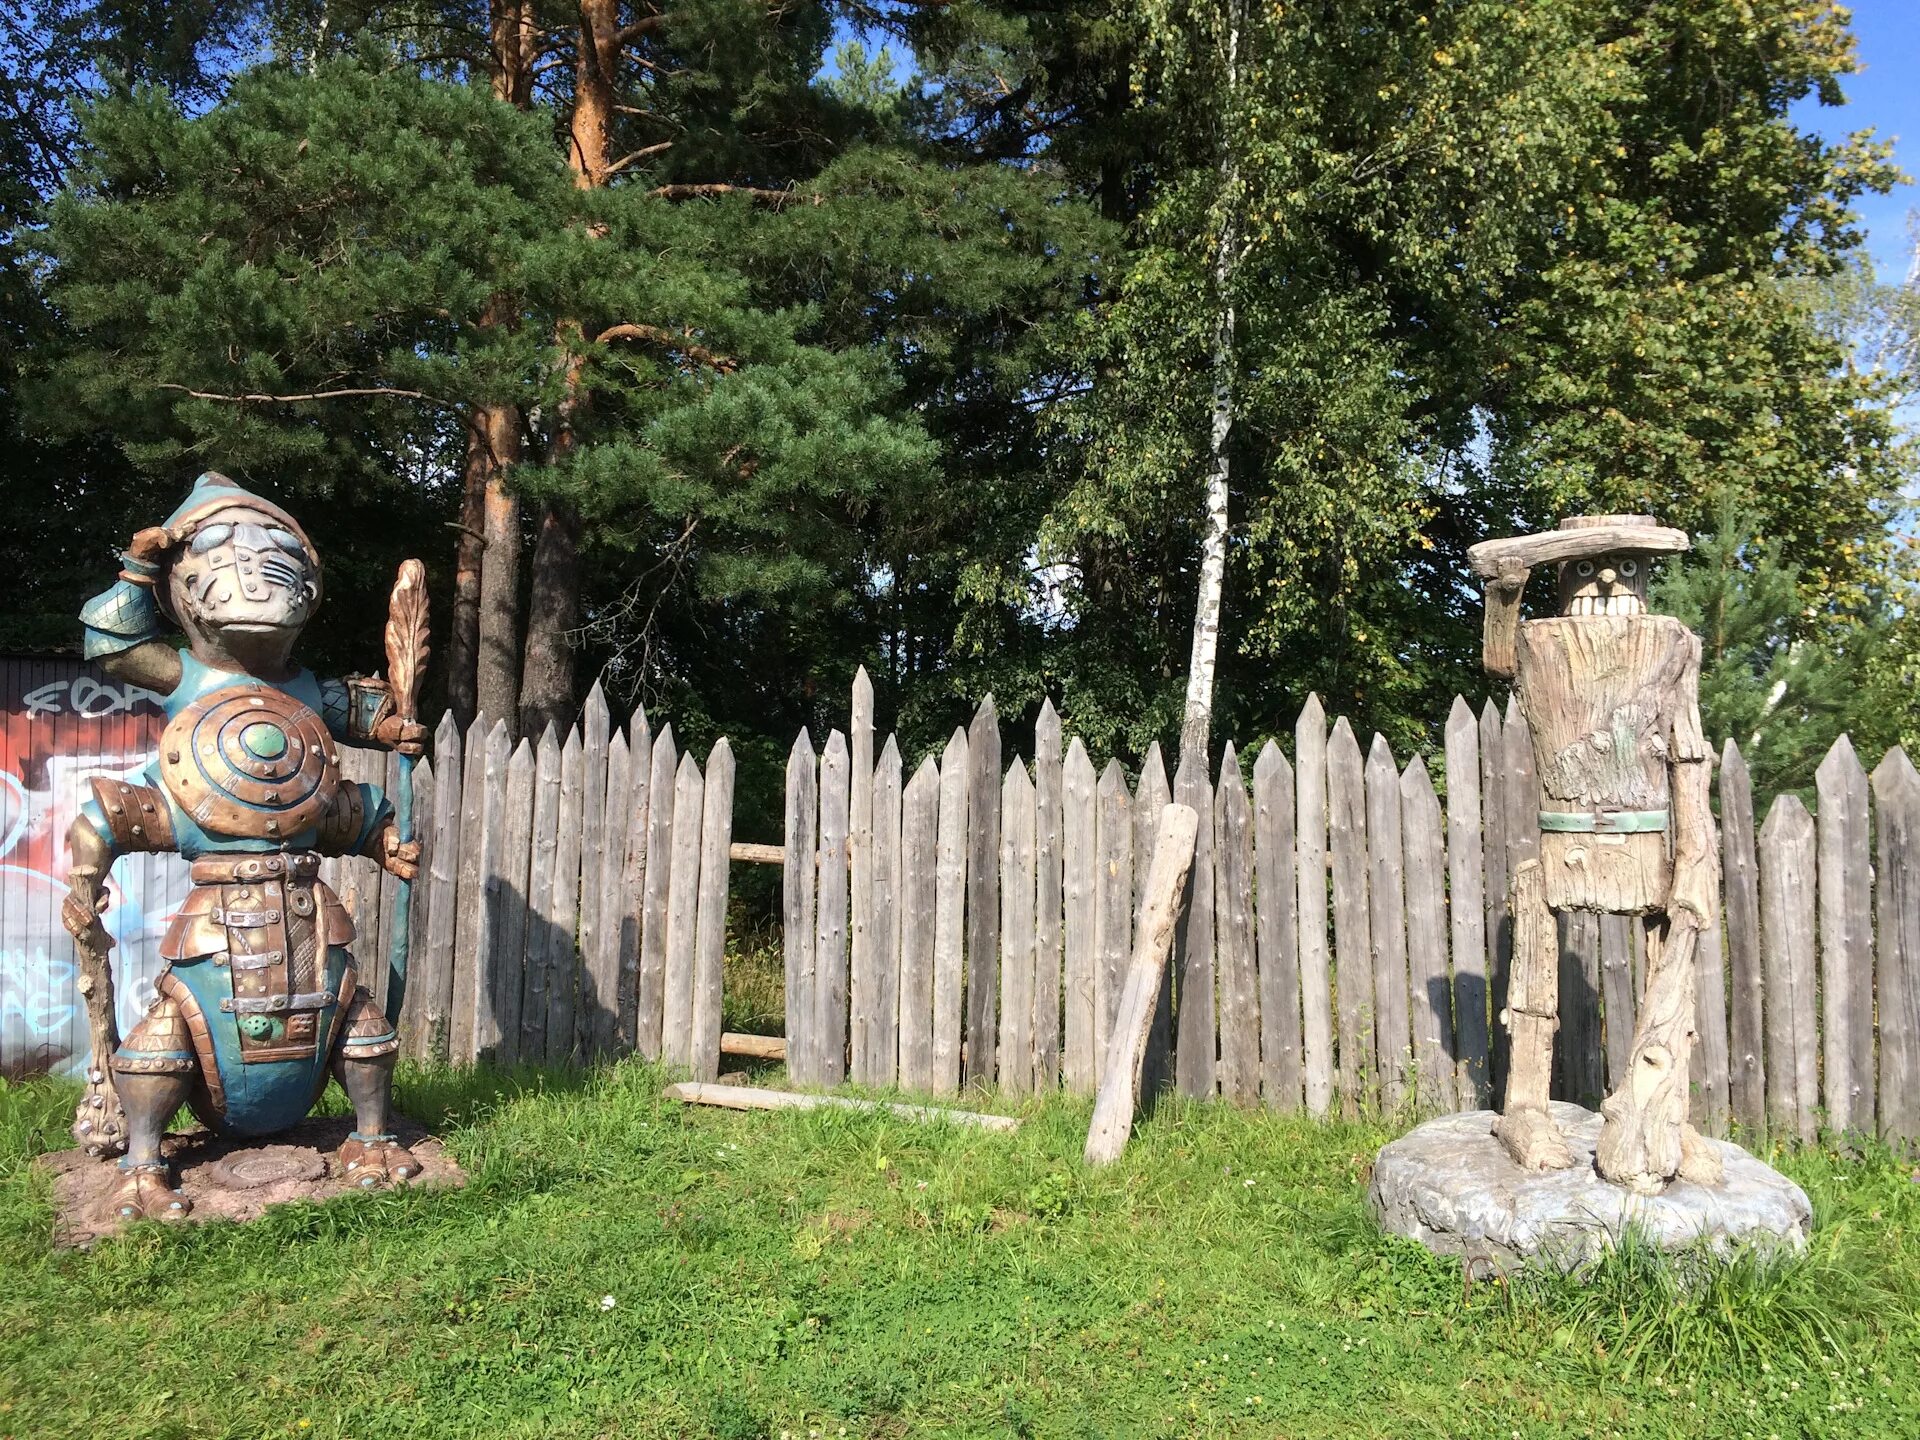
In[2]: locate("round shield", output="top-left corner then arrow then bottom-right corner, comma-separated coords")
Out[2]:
158,686 -> 339,840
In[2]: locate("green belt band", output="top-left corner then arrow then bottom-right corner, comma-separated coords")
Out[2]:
1539,809 -> 1669,834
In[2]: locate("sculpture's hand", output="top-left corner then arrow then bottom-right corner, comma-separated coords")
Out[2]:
374,824 -> 422,882
1666,854 -> 1715,933
370,714 -> 429,757
61,877 -> 112,943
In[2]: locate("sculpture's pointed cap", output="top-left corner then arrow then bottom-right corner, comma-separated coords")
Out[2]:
163,472 -> 319,567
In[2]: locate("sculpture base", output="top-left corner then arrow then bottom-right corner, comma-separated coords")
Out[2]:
42,1113 -> 465,1247
1368,1102 -> 1810,1273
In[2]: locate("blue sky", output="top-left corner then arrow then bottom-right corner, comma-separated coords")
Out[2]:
1787,1 -> 1917,278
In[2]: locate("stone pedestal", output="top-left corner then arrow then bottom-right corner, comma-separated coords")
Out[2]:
42,1113 -> 465,1247
1368,1102 -> 1810,1272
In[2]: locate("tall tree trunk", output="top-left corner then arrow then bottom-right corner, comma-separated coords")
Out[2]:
1179,0 -> 1244,766
449,0 -> 534,728
519,498 -> 584,738
473,399 -> 523,727
516,0 -> 619,730
448,433 -> 485,730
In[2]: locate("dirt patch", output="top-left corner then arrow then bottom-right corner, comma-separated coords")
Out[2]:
40,1113 -> 465,1247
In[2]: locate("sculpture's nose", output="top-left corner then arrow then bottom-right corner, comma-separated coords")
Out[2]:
1597,565 -> 1618,585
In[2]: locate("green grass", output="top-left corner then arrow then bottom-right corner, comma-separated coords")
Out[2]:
0,1067 -> 1915,1440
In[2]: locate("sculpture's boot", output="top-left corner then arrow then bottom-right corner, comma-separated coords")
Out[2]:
1492,861 -> 1574,1172
104,1071 -> 193,1221
332,987 -> 418,1187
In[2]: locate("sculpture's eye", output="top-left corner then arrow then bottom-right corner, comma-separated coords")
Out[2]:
1618,558 -> 1638,578
267,526 -> 305,556
189,523 -> 232,554
1575,560 -> 1595,578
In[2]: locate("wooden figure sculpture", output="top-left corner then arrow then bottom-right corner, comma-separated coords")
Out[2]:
63,472 -> 429,1221
1468,515 -> 1723,1195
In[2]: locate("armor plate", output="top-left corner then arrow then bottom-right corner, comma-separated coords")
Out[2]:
158,685 -> 340,840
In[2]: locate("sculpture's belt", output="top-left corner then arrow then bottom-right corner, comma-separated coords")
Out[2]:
1538,809 -> 1668,834
190,851 -> 321,884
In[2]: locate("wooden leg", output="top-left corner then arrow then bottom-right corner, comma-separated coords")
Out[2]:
1597,914 -> 1721,1192
1493,861 -> 1572,1171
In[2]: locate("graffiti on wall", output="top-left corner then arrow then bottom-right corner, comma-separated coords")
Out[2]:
1,659 -> 188,1079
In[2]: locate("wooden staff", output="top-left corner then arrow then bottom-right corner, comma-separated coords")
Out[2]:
383,558 -> 429,1023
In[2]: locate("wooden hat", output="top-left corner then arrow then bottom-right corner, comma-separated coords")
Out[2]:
1467,514 -> 1689,581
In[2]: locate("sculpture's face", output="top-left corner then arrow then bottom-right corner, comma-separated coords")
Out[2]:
1557,551 -> 1651,617
166,503 -> 320,671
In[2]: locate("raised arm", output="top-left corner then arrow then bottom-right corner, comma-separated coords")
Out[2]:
80,527 -> 183,693
318,674 -> 427,755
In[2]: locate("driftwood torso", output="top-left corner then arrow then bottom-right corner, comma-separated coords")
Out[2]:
1514,615 -> 1705,915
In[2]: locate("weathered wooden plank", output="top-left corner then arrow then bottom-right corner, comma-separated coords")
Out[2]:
932,728 -> 971,1095
1816,736 -> 1873,1134
520,726 -> 563,1063
1873,748 -> 1920,1148
1033,701 -> 1064,1092
998,760 -> 1037,1093
1296,695 -> 1334,1116
636,725 -> 677,1064
1720,740 -> 1765,1133
1364,734 -> 1410,1112
1759,794 -> 1818,1144
665,1081 -> 1020,1132
815,730 -> 852,1085
583,728 -> 630,1059
855,734 -> 902,1088
545,726 -> 585,1065
1599,913 -> 1636,1094
449,715 -> 500,1064
661,750 -> 707,1071
615,709 -> 652,1055
1478,699 -> 1510,1099
898,756 -> 940,1092
1399,756 -> 1452,1111
574,683 -> 611,1051
690,739 -> 734,1081
1557,911 -> 1603,1109
417,712 -> 464,1063
848,667 -> 877,1084
1134,742 -> 1174,1093
964,696 -> 1002,1085
1327,717 -> 1372,1115
1694,892 -> 1732,1139
1173,746 -> 1216,1098
486,736 -> 535,1066
781,729 -> 816,1083
1444,697 -> 1490,1107
1085,804 -> 1202,1167
1093,759 -> 1134,1086
1214,745 -> 1260,1104
1253,740 -> 1301,1111
1062,738 -> 1098,1094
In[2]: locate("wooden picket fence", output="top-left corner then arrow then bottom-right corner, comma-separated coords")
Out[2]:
324,685 -> 736,1077
783,671 -> 1920,1146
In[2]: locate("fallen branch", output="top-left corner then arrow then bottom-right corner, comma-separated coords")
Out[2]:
1085,803 -> 1201,1167
719,1031 -> 786,1060
664,1081 -> 1020,1132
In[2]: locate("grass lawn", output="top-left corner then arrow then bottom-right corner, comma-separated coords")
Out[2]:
0,1060 -> 1915,1440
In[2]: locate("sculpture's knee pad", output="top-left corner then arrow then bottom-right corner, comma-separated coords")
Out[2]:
110,994 -> 198,1077
336,987 -> 399,1064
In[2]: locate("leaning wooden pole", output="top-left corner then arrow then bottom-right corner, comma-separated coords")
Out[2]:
1085,804 -> 1201,1167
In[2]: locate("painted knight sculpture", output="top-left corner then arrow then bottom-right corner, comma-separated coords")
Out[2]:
63,472 -> 430,1221
1467,514 -> 1724,1196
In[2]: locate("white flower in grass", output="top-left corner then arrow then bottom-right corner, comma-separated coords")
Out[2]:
600,1294 -> 617,1311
